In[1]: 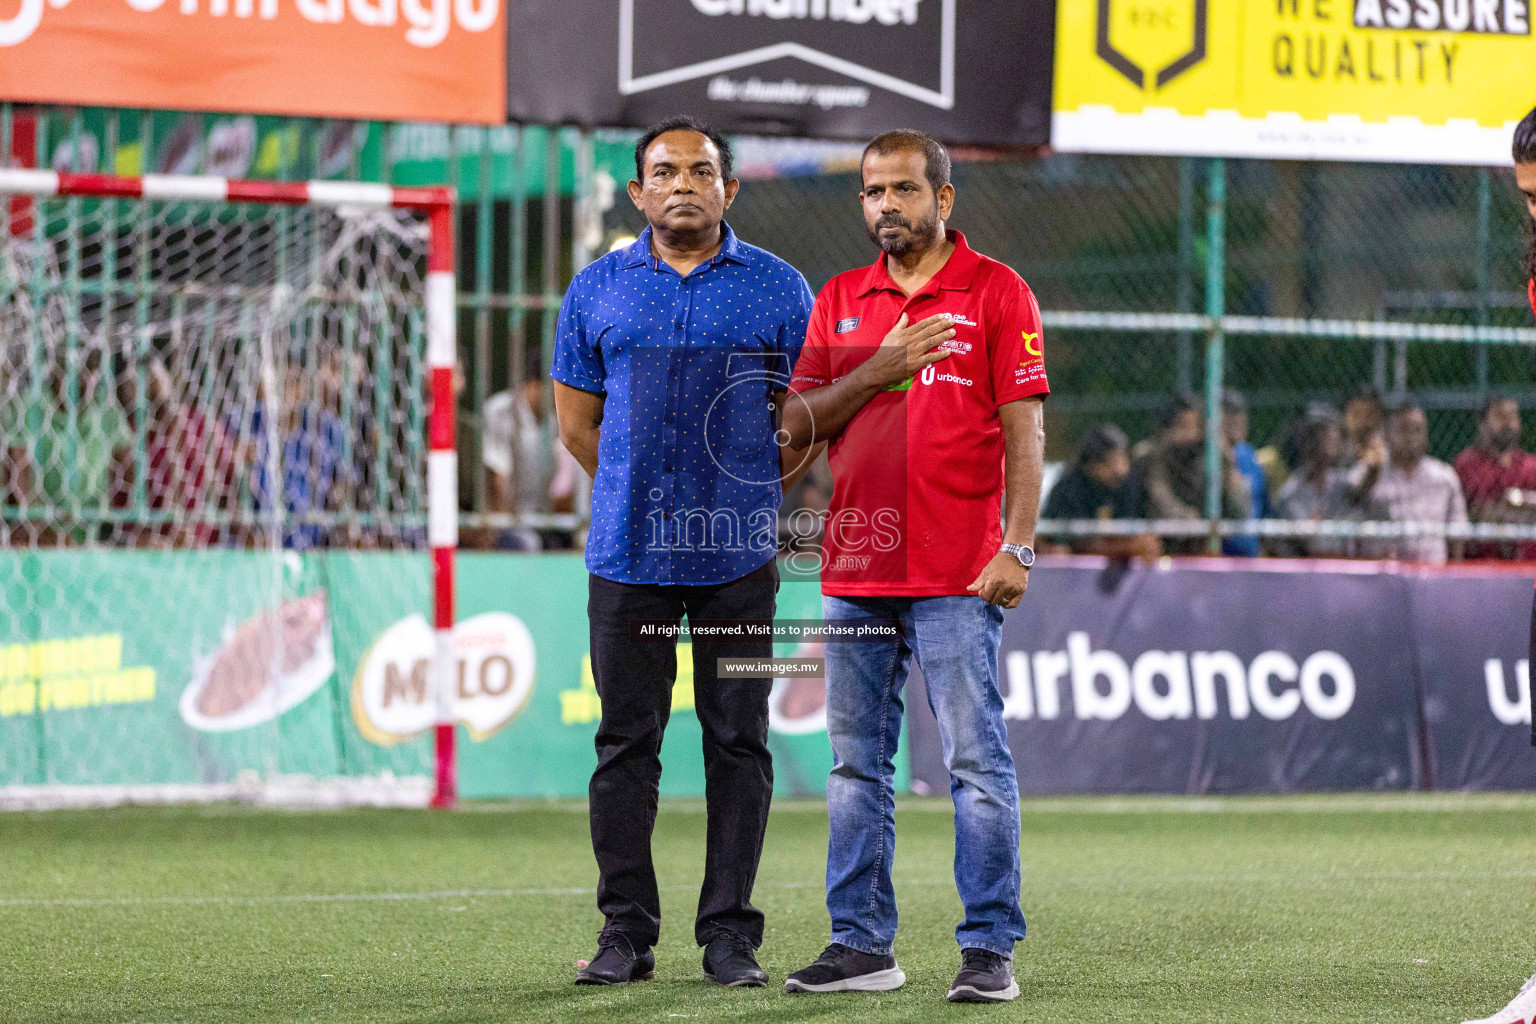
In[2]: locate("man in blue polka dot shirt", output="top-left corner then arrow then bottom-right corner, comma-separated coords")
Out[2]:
552,116 -> 818,991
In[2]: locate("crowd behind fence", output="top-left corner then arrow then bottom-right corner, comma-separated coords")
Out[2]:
4,105 -> 1536,564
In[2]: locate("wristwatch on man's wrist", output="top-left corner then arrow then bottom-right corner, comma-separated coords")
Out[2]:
1000,543 -> 1036,568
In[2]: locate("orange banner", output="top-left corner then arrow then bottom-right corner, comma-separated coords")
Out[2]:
0,0 -> 505,124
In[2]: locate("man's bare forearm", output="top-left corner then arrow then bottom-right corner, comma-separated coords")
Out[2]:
782,365 -> 885,451
999,397 -> 1045,546
553,382 -> 604,478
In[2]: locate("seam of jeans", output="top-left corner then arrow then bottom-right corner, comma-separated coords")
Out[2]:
861,632 -> 899,942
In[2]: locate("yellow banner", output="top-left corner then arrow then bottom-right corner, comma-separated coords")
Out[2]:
1053,0 -> 1536,163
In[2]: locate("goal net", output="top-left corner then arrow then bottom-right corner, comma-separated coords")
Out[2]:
0,172 -> 458,809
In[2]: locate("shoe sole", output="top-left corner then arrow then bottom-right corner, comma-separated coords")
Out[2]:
574,970 -> 655,986
947,980 -> 1020,1003
784,967 -> 906,994
703,968 -> 767,989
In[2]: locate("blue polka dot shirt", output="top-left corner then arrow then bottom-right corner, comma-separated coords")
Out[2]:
552,223 -> 814,585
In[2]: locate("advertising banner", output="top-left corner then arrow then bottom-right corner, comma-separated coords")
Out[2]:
0,0 -> 505,123
1407,570 -> 1536,790
1052,0 -> 1535,164
504,0 -> 1056,146
909,559 -> 1534,796
4,552 -> 1527,800
0,551 -> 843,799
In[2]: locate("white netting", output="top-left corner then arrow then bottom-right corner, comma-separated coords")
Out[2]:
0,190 -> 438,806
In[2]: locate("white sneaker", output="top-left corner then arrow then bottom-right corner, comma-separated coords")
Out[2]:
1463,973 -> 1536,1024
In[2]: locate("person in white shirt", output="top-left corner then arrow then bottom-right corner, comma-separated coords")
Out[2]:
1364,402 -> 1467,564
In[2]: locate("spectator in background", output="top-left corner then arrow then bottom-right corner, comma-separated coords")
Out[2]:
482,368 -> 581,551
1220,390 -> 1267,557
1341,387 -> 1385,467
1,354 -> 131,545
1369,402 -> 1468,564
235,362 -> 347,551
1041,423 -> 1160,561
1132,392 -> 1251,554
119,356 -> 237,548
1271,411 -> 1385,558
1454,393 -> 1536,561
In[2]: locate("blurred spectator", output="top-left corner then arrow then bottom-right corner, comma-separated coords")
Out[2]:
1341,387 -> 1385,467
1368,402 -> 1468,564
1271,411 -> 1385,558
1220,390 -> 1267,557
235,364 -> 348,551
481,371 -> 581,551
1,355 -> 130,545
1132,393 -> 1251,554
318,344 -> 381,546
1454,393 -> 1536,561
118,357 -> 237,548
1256,401 -> 1337,496
1042,423 -> 1160,561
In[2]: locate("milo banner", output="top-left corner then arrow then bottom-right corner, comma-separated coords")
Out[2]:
0,551 -> 842,799
504,0 -> 1056,146
908,560 -> 1535,795
1052,0 -> 1535,164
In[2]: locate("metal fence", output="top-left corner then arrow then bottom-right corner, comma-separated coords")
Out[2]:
6,103 -> 1536,562
606,152 -> 1536,561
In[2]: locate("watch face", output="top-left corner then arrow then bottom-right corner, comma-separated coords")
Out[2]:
1007,545 -> 1035,567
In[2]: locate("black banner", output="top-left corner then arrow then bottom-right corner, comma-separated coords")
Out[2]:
505,0 -> 1056,145
907,560 -> 1534,795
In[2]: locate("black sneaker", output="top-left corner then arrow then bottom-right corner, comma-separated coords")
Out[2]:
575,934 -> 655,986
784,943 -> 906,994
947,948 -> 1018,1003
702,932 -> 768,988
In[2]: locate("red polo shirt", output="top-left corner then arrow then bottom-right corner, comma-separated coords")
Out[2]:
788,231 -> 1049,596
1455,445 -> 1536,561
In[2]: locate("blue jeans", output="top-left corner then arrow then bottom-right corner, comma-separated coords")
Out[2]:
821,594 -> 1026,959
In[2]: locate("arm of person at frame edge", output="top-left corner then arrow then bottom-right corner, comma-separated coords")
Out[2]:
969,396 -> 1045,609
553,382 -> 604,479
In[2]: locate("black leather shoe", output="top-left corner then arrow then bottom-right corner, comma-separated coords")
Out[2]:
702,932 -> 768,988
575,934 -> 655,986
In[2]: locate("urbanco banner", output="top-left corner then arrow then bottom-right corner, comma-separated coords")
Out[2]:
907,558 -> 1533,795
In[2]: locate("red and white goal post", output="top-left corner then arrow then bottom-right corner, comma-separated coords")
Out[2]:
0,169 -> 461,809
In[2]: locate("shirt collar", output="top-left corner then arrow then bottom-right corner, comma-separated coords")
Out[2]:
856,230 -> 980,299
620,223 -> 749,271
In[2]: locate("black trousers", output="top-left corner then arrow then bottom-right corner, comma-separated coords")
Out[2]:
587,557 -> 779,950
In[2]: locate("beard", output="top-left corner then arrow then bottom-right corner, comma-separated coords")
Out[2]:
1488,427 -> 1520,452
867,203 -> 940,256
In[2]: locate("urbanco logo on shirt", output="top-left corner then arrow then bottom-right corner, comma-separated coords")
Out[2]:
620,0 -> 957,110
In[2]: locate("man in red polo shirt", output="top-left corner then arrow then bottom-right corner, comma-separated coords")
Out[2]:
779,130 -> 1047,1005
1454,394 -> 1536,561
1461,103 -> 1536,1024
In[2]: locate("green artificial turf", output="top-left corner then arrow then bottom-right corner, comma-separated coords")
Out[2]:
2,794 -> 1533,1023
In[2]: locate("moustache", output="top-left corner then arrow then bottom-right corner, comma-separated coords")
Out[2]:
876,214 -> 912,230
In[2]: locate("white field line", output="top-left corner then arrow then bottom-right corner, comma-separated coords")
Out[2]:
3,870 -> 1530,911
